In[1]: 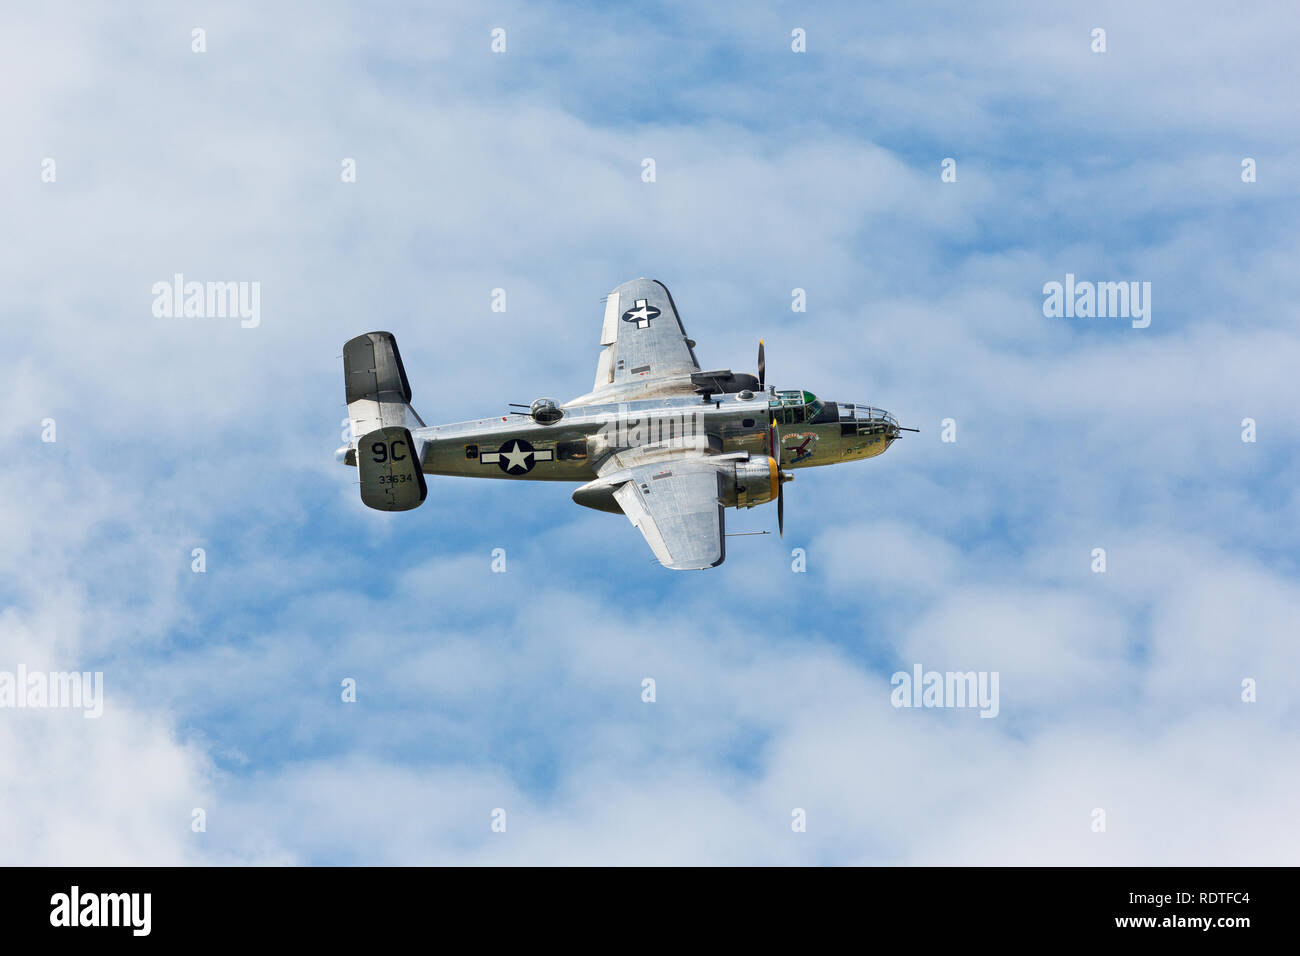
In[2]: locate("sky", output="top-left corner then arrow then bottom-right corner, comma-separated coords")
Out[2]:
1,1 -> 1297,864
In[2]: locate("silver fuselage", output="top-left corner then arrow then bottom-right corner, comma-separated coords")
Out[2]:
412,392 -> 896,481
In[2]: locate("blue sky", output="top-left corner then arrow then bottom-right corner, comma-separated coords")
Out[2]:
2,1 -> 1298,863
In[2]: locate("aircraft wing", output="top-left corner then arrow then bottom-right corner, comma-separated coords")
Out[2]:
577,277 -> 701,404
603,453 -> 727,570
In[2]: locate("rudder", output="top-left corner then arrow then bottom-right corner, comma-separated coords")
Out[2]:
343,331 -> 425,437
357,425 -> 428,511
343,332 -> 429,512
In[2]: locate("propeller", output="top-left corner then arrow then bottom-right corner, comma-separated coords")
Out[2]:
778,477 -> 784,536
778,469 -> 794,537
771,417 -> 793,537
761,344 -> 791,537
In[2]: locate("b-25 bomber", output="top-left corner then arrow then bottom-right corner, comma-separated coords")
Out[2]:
337,278 -> 910,569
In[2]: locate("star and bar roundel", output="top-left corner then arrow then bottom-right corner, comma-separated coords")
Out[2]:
478,438 -> 554,475
621,298 -> 660,329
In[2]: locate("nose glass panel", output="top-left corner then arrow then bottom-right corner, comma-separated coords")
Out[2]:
838,403 -> 898,436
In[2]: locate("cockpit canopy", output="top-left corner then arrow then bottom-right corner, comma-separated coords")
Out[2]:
769,389 -> 827,425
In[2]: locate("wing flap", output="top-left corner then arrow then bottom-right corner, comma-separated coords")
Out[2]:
611,460 -> 726,570
594,341 -> 616,389
599,291 -> 620,347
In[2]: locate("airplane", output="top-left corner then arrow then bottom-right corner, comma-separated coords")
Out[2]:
336,277 -> 912,569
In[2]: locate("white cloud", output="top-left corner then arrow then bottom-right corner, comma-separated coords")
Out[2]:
1,0 -> 1296,865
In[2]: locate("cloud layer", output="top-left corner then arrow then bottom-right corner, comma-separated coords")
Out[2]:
1,0 -> 1297,864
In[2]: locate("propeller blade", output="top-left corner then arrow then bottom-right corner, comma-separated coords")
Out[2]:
770,418 -> 786,537
758,339 -> 766,388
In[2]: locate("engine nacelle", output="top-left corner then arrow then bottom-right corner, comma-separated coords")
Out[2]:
724,456 -> 779,509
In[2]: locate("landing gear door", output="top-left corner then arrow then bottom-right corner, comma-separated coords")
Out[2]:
357,426 -> 428,511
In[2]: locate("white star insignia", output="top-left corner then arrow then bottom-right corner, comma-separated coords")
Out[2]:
501,441 -> 531,471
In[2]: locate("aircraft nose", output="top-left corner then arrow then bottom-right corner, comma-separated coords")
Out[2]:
839,402 -> 900,436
